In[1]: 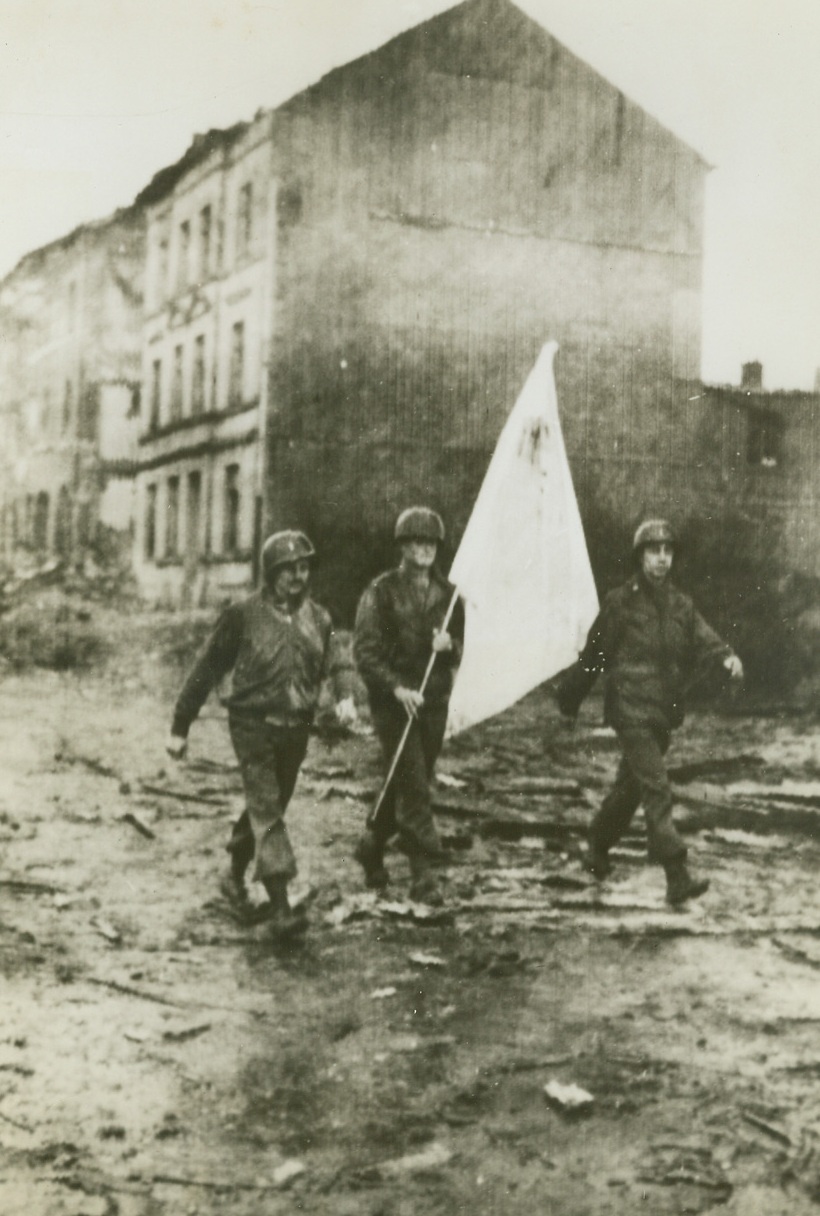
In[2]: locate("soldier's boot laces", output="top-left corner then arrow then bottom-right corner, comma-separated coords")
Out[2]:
664,858 -> 709,908
354,832 -> 390,891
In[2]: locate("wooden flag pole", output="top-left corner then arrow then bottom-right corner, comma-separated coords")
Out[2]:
366,585 -> 461,831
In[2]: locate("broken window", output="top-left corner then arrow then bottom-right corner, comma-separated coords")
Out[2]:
54,486 -> 71,559
228,321 -> 245,408
24,495 -> 34,547
191,335 -> 206,415
41,386 -> 52,436
177,219 -> 191,292
166,476 -> 180,558
170,345 -> 184,421
63,379 -> 73,432
216,213 -> 224,271
150,359 -> 162,430
33,491 -> 49,552
199,205 -> 212,280
155,233 -> 169,306
186,470 -> 202,556
75,502 -> 91,551
223,464 -> 240,555
747,408 -> 784,468
237,182 -> 253,259
77,383 -> 99,442
144,483 -> 157,559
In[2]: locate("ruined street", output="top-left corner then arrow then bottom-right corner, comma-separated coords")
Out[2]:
2,604 -> 820,1215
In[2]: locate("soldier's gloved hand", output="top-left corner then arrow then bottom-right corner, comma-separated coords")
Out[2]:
334,696 -> 358,727
395,686 -> 424,717
166,732 -> 188,761
431,628 -> 453,653
724,654 -> 744,682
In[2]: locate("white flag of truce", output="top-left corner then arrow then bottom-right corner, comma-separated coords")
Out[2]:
446,341 -> 599,736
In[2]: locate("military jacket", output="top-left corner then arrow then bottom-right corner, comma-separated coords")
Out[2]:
558,575 -> 733,730
172,591 -> 353,735
354,566 -> 464,708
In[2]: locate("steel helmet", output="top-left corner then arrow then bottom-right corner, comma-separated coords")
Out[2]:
262,530 -> 316,577
394,507 -> 445,543
632,519 -> 676,551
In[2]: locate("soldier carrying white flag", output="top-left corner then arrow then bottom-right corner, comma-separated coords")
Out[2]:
352,342 -> 597,905
353,508 -> 464,907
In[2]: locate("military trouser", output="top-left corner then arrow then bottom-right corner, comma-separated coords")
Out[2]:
368,698 -> 448,862
227,716 -> 310,883
590,724 -> 687,865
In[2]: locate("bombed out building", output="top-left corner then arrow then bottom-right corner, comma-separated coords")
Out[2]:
685,363 -> 820,689
7,0 -> 817,678
132,0 -> 707,613
0,209 -> 144,568
133,116 -> 275,605
264,0 -> 708,618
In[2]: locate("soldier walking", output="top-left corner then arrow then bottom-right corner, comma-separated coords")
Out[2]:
557,519 -> 743,906
353,507 -> 463,906
166,530 -> 356,939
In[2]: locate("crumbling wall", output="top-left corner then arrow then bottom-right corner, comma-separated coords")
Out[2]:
266,0 -> 706,624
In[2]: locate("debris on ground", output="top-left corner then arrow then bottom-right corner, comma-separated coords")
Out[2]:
544,1080 -> 595,1115
408,951 -> 446,968
380,1142 -> 453,1176
4,614 -> 820,1214
325,894 -> 452,926
437,772 -> 467,789
119,811 -> 156,839
90,917 -> 122,944
161,1023 -> 212,1043
637,1143 -> 732,1198
728,779 -> 820,807
668,754 -> 766,783
272,1159 -> 306,1188
483,776 -> 582,796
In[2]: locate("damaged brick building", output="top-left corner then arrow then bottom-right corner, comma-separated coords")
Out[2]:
132,117 -> 274,605
4,0 -> 818,689
684,362 -> 820,689
130,0 -> 709,611
262,0 -> 709,618
0,209 -> 144,568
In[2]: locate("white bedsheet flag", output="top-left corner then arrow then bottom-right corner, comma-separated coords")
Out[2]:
446,341 -> 598,736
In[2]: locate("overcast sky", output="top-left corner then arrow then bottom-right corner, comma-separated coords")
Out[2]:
1,0 -> 818,389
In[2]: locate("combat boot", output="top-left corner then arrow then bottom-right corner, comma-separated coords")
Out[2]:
219,857 -> 255,921
664,858 -> 709,907
354,831 -> 390,891
584,838 -> 612,880
262,877 -> 308,939
408,857 -> 444,907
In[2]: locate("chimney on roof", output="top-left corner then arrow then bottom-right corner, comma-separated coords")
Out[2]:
741,361 -> 763,391
814,368 -> 820,395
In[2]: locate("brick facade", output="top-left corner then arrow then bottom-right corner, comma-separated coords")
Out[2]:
265,0 -> 707,619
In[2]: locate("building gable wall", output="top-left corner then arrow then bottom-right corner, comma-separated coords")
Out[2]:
266,0 -> 706,618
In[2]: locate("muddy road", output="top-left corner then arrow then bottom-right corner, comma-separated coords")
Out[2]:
2,608 -> 820,1215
